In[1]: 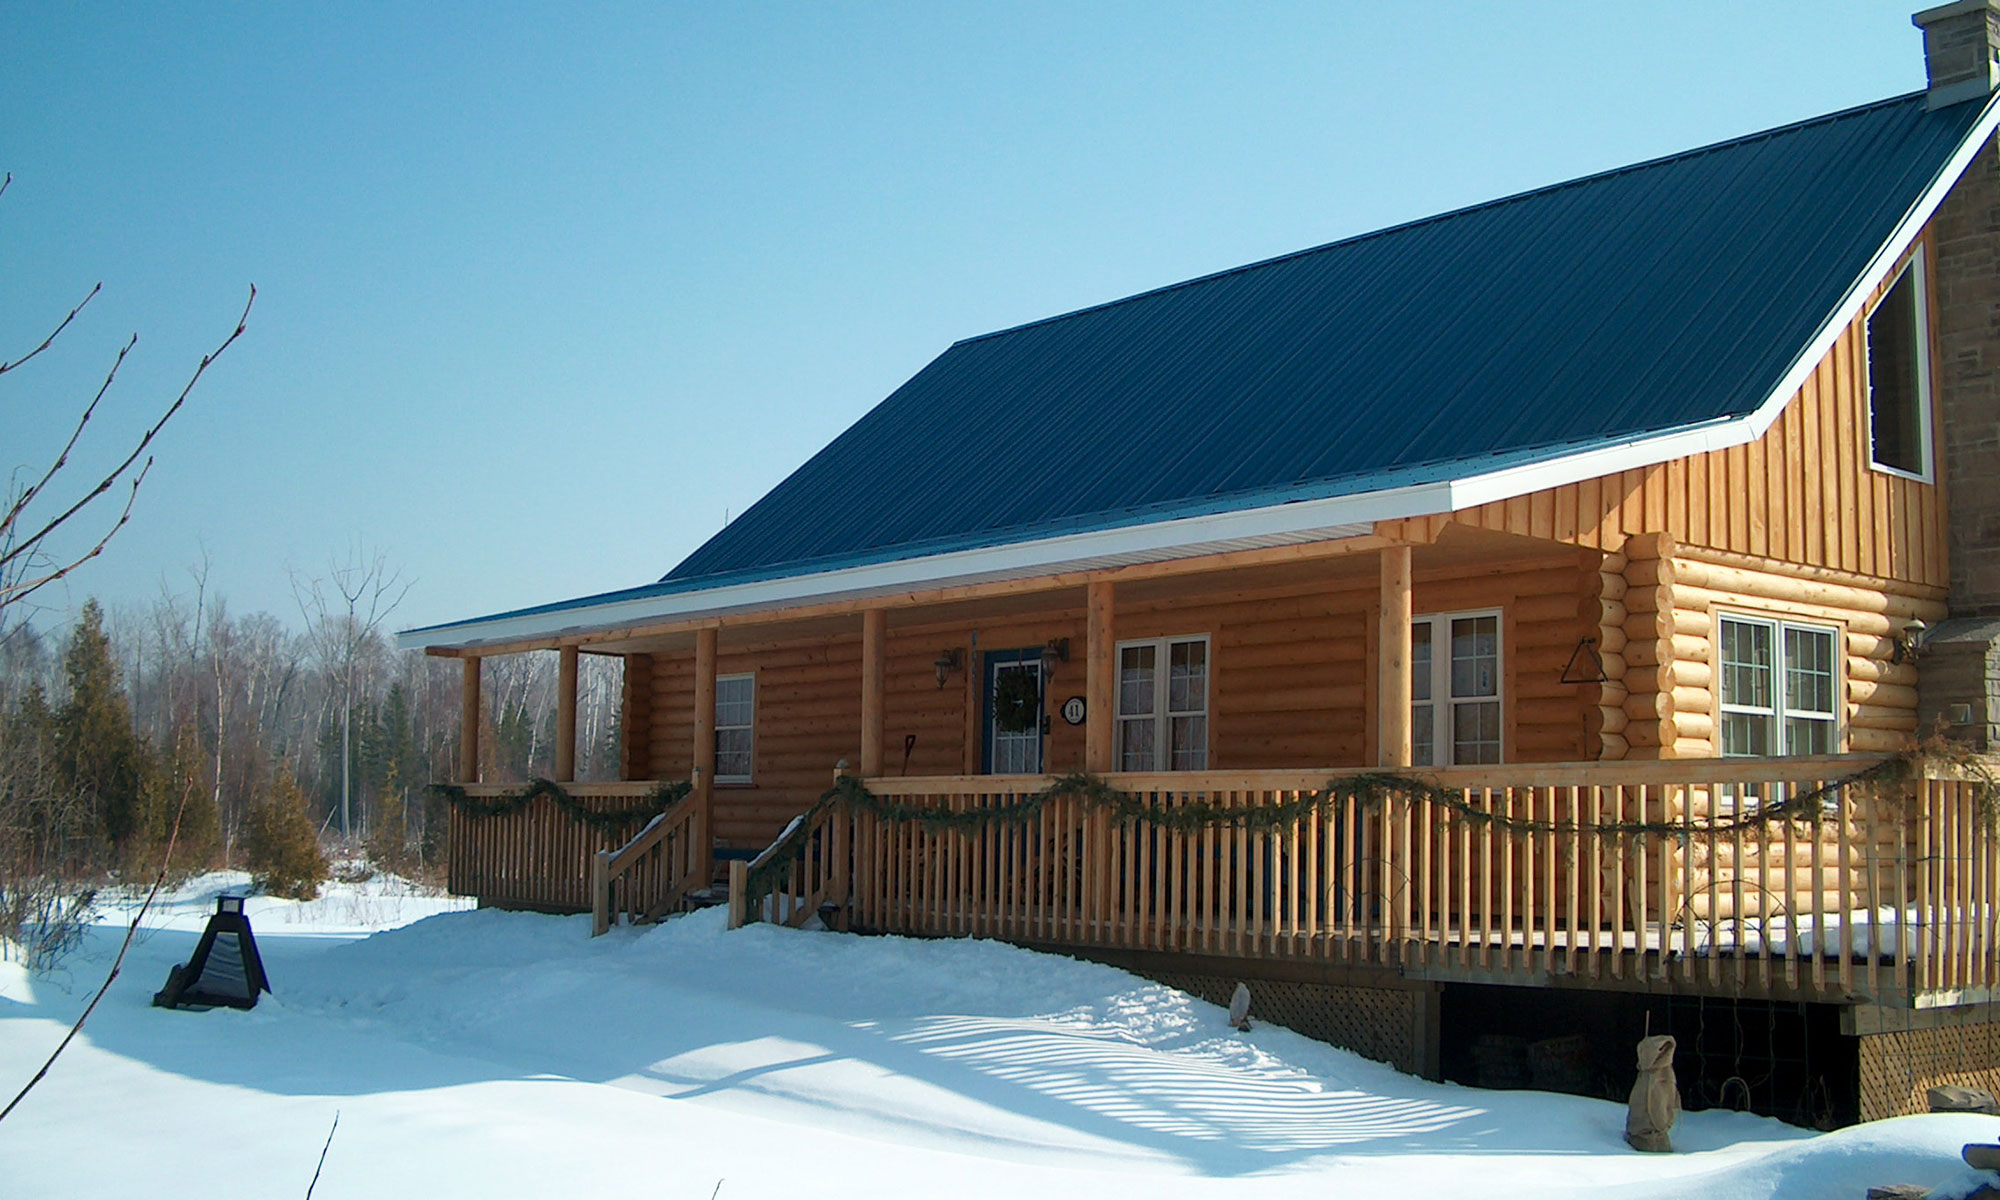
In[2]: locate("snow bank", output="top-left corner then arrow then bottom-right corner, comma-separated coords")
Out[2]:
0,878 -> 1992,1199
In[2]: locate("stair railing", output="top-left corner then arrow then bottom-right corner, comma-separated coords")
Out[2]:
591,784 -> 710,936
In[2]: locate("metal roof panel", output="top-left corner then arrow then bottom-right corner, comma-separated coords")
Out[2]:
663,92 -> 1991,588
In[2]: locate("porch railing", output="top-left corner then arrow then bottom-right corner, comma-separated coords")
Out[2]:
446,781 -> 684,913
811,756 -> 1994,999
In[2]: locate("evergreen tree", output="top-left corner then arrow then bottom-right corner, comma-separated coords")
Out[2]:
53,600 -> 152,865
127,721 -> 222,879
243,761 -> 326,900
365,761 -> 412,875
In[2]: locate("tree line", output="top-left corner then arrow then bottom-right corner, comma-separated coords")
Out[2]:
0,566 -> 623,959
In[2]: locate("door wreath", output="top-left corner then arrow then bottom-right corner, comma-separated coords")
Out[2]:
992,668 -> 1043,734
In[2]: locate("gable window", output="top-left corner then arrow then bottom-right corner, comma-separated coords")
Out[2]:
715,673 -> 755,783
1411,610 -> 1502,766
1718,615 -> 1837,758
1866,254 -> 1932,480
1116,635 -> 1208,770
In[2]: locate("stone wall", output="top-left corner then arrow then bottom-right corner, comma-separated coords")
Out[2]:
1934,131 -> 2000,615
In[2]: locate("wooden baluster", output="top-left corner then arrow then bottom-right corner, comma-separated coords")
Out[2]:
1479,787 -> 1494,973
1633,789 -> 1649,982
1544,786 -> 1559,977
1561,785 -> 1576,978
1587,785 -> 1602,979
1784,792 -> 1800,989
1837,774 -> 1854,995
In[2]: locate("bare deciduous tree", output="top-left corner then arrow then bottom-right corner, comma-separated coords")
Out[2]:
291,547 -> 411,838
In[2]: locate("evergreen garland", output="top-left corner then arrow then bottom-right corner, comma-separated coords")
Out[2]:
795,741 -> 1992,854
425,778 -> 693,833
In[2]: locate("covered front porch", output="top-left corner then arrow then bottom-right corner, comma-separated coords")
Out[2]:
424,518 -> 1990,1012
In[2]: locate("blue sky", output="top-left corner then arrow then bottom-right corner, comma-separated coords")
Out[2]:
0,3 -> 1922,634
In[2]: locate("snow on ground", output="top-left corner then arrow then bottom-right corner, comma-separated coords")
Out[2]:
1,874 -> 1996,1199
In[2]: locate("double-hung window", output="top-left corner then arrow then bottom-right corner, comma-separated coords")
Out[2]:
1865,252 -> 1933,481
1116,635 -> 1209,770
1411,610 -> 1502,766
714,673 -> 755,783
1718,615 -> 1837,758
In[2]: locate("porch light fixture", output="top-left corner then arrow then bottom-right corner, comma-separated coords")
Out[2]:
934,648 -> 964,689
1892,619 -> 1928,665
1041,637 -> 1070,677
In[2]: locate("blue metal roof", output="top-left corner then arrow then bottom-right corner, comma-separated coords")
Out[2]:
406,90 -> 1993,640
663,90 -> 1986,587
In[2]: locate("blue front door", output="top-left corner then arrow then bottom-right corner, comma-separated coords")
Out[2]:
982,649 -> 1044,774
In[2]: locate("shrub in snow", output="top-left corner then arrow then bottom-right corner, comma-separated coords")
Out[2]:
243,763 -> 327,901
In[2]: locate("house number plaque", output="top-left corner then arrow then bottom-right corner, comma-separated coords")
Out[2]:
1061,696 -> 1087,726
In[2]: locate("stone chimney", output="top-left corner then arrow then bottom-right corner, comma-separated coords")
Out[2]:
1913,3 -> 2000,745
1915,0 -> 2000,109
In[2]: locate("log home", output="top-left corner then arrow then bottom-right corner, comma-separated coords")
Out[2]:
401,3 -> 2000,1126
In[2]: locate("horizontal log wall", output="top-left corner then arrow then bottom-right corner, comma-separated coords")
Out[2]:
628,554 -> 1595,849
1453,238 -> 1947,589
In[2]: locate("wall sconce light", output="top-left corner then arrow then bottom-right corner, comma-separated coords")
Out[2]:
933,648 -> 964,689
1041,637 -> 1070,677
1891,619 -> 1928,665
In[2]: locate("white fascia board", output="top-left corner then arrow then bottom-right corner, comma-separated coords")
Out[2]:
404,96 -> 2000,656
1733,91 -> 2000,446
397,478 -> 1454,652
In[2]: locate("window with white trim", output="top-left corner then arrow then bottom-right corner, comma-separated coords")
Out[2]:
1116,635 -> 1209,770
714,673 -> 754,783
1866,253 -> 1932,481
1411,610 -> 1502,766
1718,615 -> 1837,758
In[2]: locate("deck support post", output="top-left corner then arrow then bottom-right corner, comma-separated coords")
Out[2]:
459,655 -> 482,783
1378,544 -> 1413,767
694,627 -> 717,878
861,608 -> 886,777
555,644 -> 579,782
1086,581 -> 1115,773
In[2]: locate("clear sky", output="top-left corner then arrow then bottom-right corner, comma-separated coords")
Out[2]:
0,2 -> 1926,636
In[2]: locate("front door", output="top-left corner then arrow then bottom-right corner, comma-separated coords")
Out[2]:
982,649 -> 1044,774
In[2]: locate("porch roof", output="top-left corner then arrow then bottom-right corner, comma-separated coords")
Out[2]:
402,90 -> 2000,653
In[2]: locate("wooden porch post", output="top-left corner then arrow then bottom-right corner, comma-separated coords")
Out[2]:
693,628 -> 717,788
693,628 -> 717,871
861,608 -> 886,777
1378,544 -> 1413,767
1086,581 -> 1115,772
555,644 -> 579,781
459,655 -> 482,783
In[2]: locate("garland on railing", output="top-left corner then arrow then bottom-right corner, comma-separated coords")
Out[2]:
812,743 -> 1996,842
425,778 -> 693,834
732,741 -> 2000,922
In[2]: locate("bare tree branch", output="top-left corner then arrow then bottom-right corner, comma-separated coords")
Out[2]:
305,1112 -> 339,1199
0,282 -> 102,378
0,284 -> 255,606
0,334 -> 136,538
0,457 -> 154,608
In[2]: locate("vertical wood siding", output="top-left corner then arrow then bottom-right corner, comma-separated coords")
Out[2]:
1454,239 -> 1948,588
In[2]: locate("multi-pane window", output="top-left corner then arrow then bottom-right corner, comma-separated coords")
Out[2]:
1719,615 -> 1837,758
1866,254 -> 1932,480
1411,611 -> 1502,766
714,673 -> 755,783
1116,635 -> 1209,771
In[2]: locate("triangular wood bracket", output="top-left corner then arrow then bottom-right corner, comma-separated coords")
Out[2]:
1560,637 -> 1609,685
